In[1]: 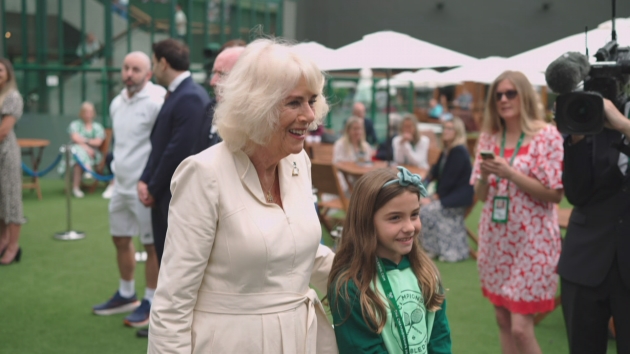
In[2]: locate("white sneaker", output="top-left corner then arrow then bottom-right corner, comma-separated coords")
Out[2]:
73,188 -> 85,198
102,184 -> 114,199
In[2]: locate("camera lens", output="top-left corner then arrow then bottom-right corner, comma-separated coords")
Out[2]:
555,91 -> 605,135
566,98 -> 596,123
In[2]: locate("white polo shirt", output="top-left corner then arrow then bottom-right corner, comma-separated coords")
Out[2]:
110,81 -> 166,196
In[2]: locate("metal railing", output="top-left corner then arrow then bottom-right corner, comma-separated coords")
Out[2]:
1,0 -> 284,125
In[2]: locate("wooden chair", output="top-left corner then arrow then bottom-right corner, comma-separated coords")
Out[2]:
427,146 -> 442,167
311,159 -> 349,234
82,128 -> 113,193
309,143 -> 334,163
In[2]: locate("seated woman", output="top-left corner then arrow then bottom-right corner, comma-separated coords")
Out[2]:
333,116 -> 373,194
332,116 -> 373,164
428,97 -> 444,120
62,102 -> 105,198
420,117 -> 474,262
392,113 -> 430,169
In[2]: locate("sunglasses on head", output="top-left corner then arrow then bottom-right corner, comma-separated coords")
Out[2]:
495,90 -> 518,101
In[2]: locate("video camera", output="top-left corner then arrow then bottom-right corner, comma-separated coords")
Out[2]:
546,1 -> 630,135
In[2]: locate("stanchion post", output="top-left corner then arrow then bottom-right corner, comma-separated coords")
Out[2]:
54,144 -> 86,240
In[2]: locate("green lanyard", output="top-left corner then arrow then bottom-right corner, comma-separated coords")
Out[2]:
376,258 -> 410,354
496,130 -> 525,188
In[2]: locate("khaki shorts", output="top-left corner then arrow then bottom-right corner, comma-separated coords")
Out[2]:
109,192 -> 154,245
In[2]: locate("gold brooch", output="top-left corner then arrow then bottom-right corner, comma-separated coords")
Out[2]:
292,162 -> 299,176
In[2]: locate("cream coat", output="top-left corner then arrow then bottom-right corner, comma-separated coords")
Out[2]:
148,143 -> 337,354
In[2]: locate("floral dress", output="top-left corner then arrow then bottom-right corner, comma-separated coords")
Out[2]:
0,91 -> 25,224
469,125 -> 564,314
58,119 -> 105,175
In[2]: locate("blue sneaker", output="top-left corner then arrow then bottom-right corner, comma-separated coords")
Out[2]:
124,299 -> 151,328
93,291 -> 140,316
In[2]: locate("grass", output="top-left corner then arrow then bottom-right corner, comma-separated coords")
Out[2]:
0,180 -> 617,353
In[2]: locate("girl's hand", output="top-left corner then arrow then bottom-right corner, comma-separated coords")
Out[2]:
481,156 -> 514,180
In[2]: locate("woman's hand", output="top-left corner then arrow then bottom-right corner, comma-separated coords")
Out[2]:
84,145 -> 95,158
401,132 -> 413,142
420,197 -> 432,206
480,156 -> 514,180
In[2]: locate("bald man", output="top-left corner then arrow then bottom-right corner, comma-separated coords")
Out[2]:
92,51 -> 166,330
192,46 -> 245,154
352,102 -> 378,144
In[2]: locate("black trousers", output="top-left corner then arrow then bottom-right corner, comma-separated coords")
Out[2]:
561,257 -> 630,354
151,196 -> 170,267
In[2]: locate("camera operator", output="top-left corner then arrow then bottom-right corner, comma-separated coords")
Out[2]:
559,98 -> 630,354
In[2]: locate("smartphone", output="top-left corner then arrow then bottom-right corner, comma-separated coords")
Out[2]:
480,151 -> 495,160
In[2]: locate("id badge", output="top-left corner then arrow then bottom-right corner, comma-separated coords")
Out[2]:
492,196 -> 510,223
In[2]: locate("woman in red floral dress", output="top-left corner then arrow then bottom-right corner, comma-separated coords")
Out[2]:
470,71 -> 564,354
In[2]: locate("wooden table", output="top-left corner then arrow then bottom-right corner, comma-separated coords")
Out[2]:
18,138 -> 51,200
334,161 -> 427,179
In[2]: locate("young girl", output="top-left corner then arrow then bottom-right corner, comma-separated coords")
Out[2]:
328,167 -> 452,354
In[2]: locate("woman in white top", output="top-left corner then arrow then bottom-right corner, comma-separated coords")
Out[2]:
392,113 -> 430,169
147,39 -> 337,354
333,116 -> 373,163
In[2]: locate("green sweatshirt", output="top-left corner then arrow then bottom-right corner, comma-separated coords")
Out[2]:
328,256 -> 452,354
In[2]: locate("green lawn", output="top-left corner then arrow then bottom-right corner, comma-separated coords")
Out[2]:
0,180 -> 617,353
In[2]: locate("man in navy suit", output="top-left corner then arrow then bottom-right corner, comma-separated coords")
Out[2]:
138,39 -> 211,266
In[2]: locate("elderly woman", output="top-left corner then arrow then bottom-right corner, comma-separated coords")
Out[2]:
60,102 -> 105,198
420,117 -> 474,262
0,58 -> 25,265
471,71 -> 563,353
148,39 -> 337,354
392,113 -> 430,169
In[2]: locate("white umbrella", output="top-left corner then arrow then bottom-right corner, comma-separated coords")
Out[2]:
439,56 -> 547,87
375,69 -> 461,88
596,17 -> 630,31
409,69 -> 461,88
292,42 -> 337,70
321,30 -> 476,71
375,71 -> 416,88
509,20 -> 630,73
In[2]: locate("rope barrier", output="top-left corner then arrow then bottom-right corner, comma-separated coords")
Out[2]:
20,144 -> 114,182
21,153 -> 63,177
71,152 -> 114,182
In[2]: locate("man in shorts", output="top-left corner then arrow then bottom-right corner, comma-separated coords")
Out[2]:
92,51 -> 166,329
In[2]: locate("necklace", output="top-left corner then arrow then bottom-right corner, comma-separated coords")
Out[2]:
264,168 -> 277,203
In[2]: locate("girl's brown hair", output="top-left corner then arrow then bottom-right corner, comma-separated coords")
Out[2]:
482,70 -> 546,136
327,168 -> 444,334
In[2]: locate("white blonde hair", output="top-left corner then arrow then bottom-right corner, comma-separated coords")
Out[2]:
214,38 -> 329,153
